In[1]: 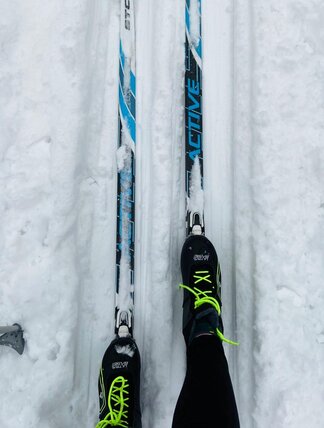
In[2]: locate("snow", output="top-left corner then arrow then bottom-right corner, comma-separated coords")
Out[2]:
234,1 -> 324,427
115,344 -> 135,359
189,0 -> 200,48
0,0 -> 324,428
187,156 -> 204,218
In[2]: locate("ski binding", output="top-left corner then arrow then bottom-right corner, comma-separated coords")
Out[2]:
188,211 -> 205,236
115,310 -> 132,337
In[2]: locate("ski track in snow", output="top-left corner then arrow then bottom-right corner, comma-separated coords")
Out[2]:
136,1 -> 185,425
235,1 -> 324,427
1,1 -> 324,428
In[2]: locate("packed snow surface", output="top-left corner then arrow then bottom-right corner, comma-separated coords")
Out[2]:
1,1 -> 324,427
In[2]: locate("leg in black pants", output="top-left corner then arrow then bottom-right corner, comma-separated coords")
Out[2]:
172,335 -> 240,428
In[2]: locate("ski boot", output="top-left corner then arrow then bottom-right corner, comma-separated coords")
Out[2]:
180,234 -> 224,347
96,318 -> 142,428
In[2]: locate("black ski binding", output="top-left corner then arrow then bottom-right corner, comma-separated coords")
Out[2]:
115,310 -> 133,337
0,324 -> 25,355
187,211 -> 205,236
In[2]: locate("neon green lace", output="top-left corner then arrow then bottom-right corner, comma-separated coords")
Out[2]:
96,376 -> 130,427
181,270 -> 239,346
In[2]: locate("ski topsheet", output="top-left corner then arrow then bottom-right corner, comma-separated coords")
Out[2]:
185,0 -> 204,236
115,0 -> 136,336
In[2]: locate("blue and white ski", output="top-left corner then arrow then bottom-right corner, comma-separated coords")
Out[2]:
185,0 -> 204,236
115,0 -> 136,336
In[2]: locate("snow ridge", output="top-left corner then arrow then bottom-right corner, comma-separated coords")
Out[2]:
187,156 -> 204,217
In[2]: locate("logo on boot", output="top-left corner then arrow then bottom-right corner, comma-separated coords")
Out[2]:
193,254 -> 210,261
112,361 -> 129,369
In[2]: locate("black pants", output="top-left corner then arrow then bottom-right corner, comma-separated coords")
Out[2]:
172,336 -> 240,428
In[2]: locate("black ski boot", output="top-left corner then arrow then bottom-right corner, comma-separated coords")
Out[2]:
97,335 -> 142,428
181,234 -> 224,347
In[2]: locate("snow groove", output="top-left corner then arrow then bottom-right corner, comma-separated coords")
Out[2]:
235,1 -> 324,427
69,1 -> 120,425
203,0 -> 238,386
233,0 -> 257,426
137,1 -> 184,426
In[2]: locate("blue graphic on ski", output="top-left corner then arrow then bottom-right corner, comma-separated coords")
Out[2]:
115,0 -> 136,336
185,0 -> 204,236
